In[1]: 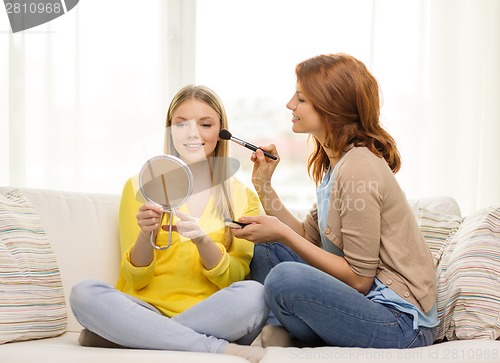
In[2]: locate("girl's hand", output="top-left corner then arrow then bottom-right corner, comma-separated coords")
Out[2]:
163,209 -> 207,244
251,145 -> 280,193
230,215 -> 292,244
136,203 -> 164,234
164,211 -> 221,269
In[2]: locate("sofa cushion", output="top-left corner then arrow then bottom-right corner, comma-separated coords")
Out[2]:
417,208 -> 463,268
409,196 -> 461,219
0,189 -> 67,344
11,188 -> 122,332
435,205 -> 500,340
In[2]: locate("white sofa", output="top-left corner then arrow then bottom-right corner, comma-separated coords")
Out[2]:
0,187 -> 499,363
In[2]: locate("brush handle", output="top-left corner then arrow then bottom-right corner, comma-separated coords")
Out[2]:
245,143 -> 278,160
231,137 -> 277,160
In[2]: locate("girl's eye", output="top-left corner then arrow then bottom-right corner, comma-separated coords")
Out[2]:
297,97 -> 305,103
200,123 -> 213,128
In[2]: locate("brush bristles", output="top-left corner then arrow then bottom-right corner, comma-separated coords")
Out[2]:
219,129 -> 232,140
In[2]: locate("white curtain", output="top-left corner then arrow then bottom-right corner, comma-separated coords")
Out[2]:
2,0 -> 499,216
195,0 -> 500,216
370,0 -> 500,215
1,0 -> 188,194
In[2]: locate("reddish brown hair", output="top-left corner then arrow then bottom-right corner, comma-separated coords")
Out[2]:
296,53 -> 401,185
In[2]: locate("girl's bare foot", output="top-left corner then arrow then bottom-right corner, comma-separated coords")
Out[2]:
223,342 -> 265,363
260,325 -> 294,348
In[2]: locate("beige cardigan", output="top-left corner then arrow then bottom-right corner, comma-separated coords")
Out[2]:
303,147 -> 437,313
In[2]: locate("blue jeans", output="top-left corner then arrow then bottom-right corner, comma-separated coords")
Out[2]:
69,279 -> 268,353
251,243 -> 435,348
250,242 -> 307,284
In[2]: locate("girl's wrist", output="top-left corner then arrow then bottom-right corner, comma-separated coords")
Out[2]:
279,224 -> 297,247
137,230 -> 153,244
192,234 -> 212,247
255,182 -> 275,204
253,179 -> 272,195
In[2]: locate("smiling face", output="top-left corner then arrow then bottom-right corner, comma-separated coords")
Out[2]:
286,82 -> 325,143
170,99 -> 221,163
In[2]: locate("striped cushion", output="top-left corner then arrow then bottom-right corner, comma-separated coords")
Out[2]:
435,206 -> 500,340
418,208 -> 463,268
0,189 -> 67,344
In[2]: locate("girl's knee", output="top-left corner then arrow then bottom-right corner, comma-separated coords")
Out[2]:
230,281 -> 268,313
232,280 -> 265,299
264,262 -> 309,299
265,262 -> 303,285
249,245 -> 271,281
251,243 -> 269,260
69,279 -> 107,310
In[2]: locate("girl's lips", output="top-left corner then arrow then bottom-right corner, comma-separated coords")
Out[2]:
183,143 -> 205,149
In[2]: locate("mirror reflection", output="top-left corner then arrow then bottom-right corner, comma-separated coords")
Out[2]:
139,155 -> 193,211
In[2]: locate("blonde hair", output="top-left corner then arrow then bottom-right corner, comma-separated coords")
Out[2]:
164,85 -> 235,248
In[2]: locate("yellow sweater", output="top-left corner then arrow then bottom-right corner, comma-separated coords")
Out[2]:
116,177 -> 261,317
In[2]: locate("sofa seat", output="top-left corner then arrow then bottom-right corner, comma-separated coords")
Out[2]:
2,332 -> 498,363
0,332 -> 248,363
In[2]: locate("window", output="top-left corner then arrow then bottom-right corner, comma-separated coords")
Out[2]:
3,0 -> 499,214
195,0 -> 375,209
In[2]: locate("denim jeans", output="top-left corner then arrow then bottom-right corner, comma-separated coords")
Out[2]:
250,242 -> 307,284
251,243 -> 436,348
69,279 -> 268,353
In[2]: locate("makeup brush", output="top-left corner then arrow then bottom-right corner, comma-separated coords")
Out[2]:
219,129 -> 278,160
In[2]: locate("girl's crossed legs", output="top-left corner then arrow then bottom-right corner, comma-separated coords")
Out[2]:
264,262 -> 435,349
69,279 -> 268,353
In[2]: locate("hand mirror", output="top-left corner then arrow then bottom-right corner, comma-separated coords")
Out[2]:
138,155 -> 193,250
